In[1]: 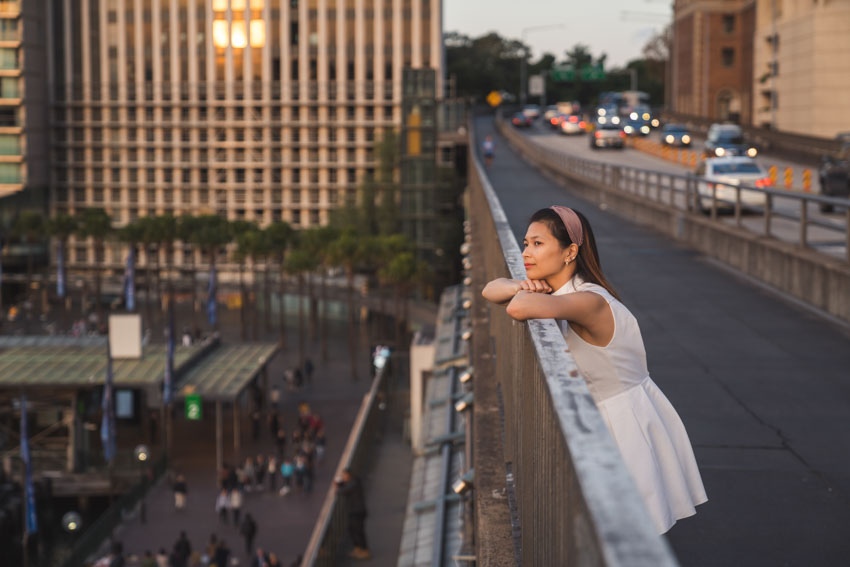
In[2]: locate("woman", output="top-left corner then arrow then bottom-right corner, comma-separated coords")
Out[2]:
482,206 -> 707,533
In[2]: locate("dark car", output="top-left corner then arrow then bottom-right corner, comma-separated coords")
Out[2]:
511,113 -> 532,128
818,134 -> 850,212
590,123 -> 625,150
703,124 -> 758,159
661,124 -> 692,147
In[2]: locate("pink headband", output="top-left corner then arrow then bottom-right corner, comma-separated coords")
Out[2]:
549,206 -> 584,247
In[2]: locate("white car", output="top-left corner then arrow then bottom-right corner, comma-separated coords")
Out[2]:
695,157 -> 773,212
559,114 -> 586,135
521,105 -> 541,120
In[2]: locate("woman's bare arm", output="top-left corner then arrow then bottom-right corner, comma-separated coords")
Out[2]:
506,290 -> 608,329
481,278 -> 523,305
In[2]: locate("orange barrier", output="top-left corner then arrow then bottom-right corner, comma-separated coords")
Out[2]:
802,169 -> 812,193
784,167 -> 793,190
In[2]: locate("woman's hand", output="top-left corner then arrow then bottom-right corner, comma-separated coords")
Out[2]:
481,278 -> 523,305
518,279 -> 553,294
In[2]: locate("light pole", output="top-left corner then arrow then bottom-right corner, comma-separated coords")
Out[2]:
134,444 -> 149,524
520,24 -> 566,107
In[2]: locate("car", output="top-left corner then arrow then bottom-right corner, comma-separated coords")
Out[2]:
589,123 -> 625,149
694,157 -> 773,212
511,112 -> 533,128
559,114 -> 586,135
703,124 -> 758,158
548,112 -> 567,130
521,105 -> 541,120
818,134 -> 850,213
595,105 -> 622,127
623,119 -> 651,137
661,124 -> 692,147
543,105 -> 559,123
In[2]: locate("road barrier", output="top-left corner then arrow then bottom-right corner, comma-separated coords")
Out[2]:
497,117 -> 850,324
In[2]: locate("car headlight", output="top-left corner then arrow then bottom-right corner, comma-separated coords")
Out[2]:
598,108 -> 606,116
624,125 -> 634,134
665,135 -> 674,143
715,147 -> 726,157
682,135 -> 691,144
630,112 -> 638,120
598,117 -> 607,124
612,116 -> 620,124
641,126 -> 650,134
642,113 -> 650,121
747,147 -> 758,158
651,118 -> 660,127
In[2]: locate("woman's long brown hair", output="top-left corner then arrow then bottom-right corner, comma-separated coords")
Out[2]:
528,208 -> 621,301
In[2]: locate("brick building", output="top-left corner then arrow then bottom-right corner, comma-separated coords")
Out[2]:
671,0 -> 755,125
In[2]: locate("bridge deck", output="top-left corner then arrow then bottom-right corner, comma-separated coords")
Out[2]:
476,116 -> 850,566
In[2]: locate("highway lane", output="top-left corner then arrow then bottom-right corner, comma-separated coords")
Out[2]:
516,121 -> 849,260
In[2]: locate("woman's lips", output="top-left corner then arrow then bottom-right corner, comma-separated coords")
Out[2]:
524,263 -> 533,268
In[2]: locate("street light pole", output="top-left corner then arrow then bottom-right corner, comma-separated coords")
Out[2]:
519,24 -> 566,107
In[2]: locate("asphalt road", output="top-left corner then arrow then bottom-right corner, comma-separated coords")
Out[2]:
476,115 -> 850,567
522,121 -> 849,260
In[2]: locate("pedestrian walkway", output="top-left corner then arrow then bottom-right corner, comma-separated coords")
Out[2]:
477,116 -> 850,566
113,319 -> 374,566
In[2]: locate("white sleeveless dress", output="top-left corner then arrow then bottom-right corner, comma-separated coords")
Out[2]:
552,275 -> 708,533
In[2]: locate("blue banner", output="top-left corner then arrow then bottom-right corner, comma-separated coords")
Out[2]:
100,341 -> 116,463
207,264 -> 217,326
20,394 -> 38,534
164,301 -> 175,405
57,243 -> 66,298
124,247 -> 136,311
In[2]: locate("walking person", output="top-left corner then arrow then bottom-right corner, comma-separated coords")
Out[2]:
230,487 -> 243,526
267,455 -> 278,492
215,489 -> 230,524
335,469 -> 370,559
279,458 -> 294,495
212,540 -> 230,567
242,457 -> 255,493
204,534 -> 218,563
254,454 -> 266,490
481,134 -> 495,167
315,430 -> 326,463
294,454 -> 307,492
173,474 -> 188,511
270,384 -> 280,410
173,532 -> 192,567
481,206 -> 708,533
155,549 -> 169,567
240,513 -> 258,555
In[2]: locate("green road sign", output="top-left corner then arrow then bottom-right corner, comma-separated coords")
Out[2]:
185,394 -> 202,421
550,66 -> 575,82
550,65 -> 606,82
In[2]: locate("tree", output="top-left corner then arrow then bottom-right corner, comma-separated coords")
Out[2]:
46,213 -> 78,313
301,225 -> 339,360
378,251 -> 423,344
193,215 -> 232,331
136,216 -> 162,322
230,220 -> 258,341
116,221 -> 144,315
154,215 -> 178,308
177,215 -> 201,328
235,227 -> 267,340
11,211 -> 45,313
445,31 -> 529,101
327,227 -> 364,381
284,236 -> 318,370
265,221 -> 294,348
75,208 -> 113,324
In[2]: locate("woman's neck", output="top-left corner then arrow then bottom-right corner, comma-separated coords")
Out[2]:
545,265 -> 576,292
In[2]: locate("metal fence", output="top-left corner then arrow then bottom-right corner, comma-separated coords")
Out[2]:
61,455 -> 168,567
468,126 -> 678,566
300,357 -> 393,567
496,118 -> 850,263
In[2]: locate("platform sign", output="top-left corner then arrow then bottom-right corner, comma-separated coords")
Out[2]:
185,394 -> 202,421
486,90 -> 502,107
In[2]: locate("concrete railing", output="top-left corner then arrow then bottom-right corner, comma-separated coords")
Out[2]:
496,118 -> 850,325
468,129 -> 678,566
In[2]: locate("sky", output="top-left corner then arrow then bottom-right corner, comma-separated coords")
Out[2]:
443,0 -> 672,68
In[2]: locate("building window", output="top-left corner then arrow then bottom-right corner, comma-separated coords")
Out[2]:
722,14 -> 735,34
721,48 -> 735,68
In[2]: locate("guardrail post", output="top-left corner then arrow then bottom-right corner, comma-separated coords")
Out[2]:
612,166 -> 622,192
846,208 -> 850,263
735,187 -> 742,227
711,185 -> 718,220
800,198 -> 808,247
765,194 -> 773,236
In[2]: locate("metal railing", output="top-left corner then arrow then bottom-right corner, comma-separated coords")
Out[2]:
469,126 -> 678,565
497,118 -> 850,263
300,358 -> 391,567
60,455 -> 167,567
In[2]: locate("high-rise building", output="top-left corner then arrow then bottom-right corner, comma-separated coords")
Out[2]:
671,0 -> 755,124
45,0 -> 442,274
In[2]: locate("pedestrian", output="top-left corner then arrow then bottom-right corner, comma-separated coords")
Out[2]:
335,469 -> 370,559
284,368 -> 294,391
182,327 -> 193,346
297,412 -> 311,435
254,454 -> 266,490
204,534 -> 218,563
481,134 -> 495,167
267,552 -> 281,567
250,548 -> 267,567
212,540 -> 230,567
267,455 -> 278,492
240,512 -> 258,554
268,412 -> 279,440
230,487 -> 243,526
226,465 -> 238,492
270,384 -> 280,409
309,413 -> 324,437
291,429 -> 302,448
315,430 -> 326,463
173,531 -> 192,567
293,367 -> 303,389
141,551 -> 157,567
216,489 -> 230,524
303,357 -> 314,383
279,458 -> 294,495
294,454 -> 307,491
155,548 -> 169,567
481,205 -> 708,534
242,456 -> 255,493
275,428 -> 287,458
173,474 -> 187,510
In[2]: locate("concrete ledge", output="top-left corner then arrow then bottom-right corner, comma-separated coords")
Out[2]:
499,120 -> 850,325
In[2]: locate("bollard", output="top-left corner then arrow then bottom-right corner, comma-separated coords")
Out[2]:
690,153 -> 697,168
784,167 -> 793,190
769,165 -> 778,186
802,169 -> 812,193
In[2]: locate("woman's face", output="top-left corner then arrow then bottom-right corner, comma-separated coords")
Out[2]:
522,221 -> 571,281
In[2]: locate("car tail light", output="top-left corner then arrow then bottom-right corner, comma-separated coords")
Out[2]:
569,115 -> 578,123
513,118 -> 520,125
551,117 -> 558,125
755,177 -> 773,188
619,131 -> 626,138
594,132 -> 602,138
579,121 -> 586,128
